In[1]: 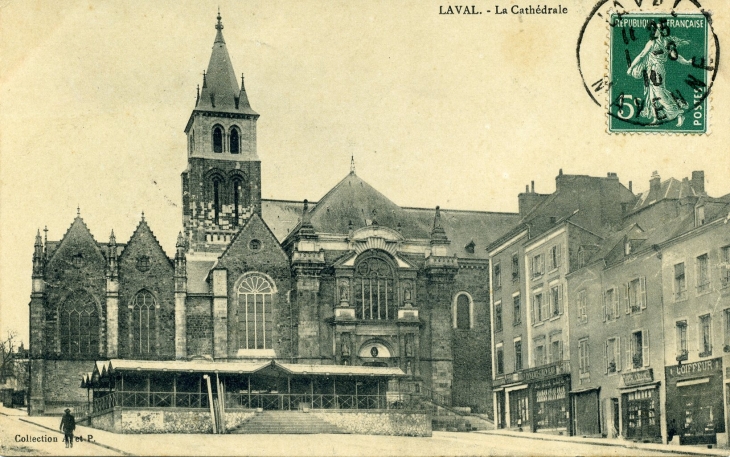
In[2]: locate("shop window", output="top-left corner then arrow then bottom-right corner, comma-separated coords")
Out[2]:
494,301 -> 503,333
674,263 -> 687,301
696,254 -> 710,294
237,273 -> 275,350
548,245 -> 562,271
59,290 -> 99,356
532,254 -> 545,278
355,256 -> 396,320
511,253 -> 519,281
578,338 -> 590,374
577,289 -> 587,324
212,126 -> 223,153
496,343 -> 504,375
676,320 -> 688,360
605,337 -> 621,373
625,277 -> 647,314
131,290 -> 156,355
721,246 -> 730,289
548,333 -> 563,363
514,339 -> 523,371
603,287 -> 619,321
512,294 -> 521,325
700,314 -> 712,357
724,310 -> 730,353
549,284 -> 563,317
630,330 -> 649,369
493,261 -> 501,289
455,293 -> 472,329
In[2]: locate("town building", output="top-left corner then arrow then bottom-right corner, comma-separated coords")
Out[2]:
488,171 -> 635,433
26,13 -> 519,432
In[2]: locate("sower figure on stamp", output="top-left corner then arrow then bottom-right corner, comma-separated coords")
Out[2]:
627,20 -> 692,127
60,408 -> 75,448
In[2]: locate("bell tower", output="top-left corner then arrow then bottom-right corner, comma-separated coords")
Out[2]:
182,12 -> 261,254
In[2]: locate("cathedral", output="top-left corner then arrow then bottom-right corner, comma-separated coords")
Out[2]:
27,14 -> 519,420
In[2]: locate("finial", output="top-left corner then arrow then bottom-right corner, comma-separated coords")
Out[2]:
141,211 -> 145,222
241,73 -> 245,90
176,231 -> 186,248
76,205 -> 80,217
196,85 -> 200,105
43,225 -> 48,244
350,155 -> 356,174
215,9 -> 224,31
109,229 -> 116,245
202,71 -> 207,88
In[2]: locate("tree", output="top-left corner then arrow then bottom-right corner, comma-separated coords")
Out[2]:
0,331 -> 18,384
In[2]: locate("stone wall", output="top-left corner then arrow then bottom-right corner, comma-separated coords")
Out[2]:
118,222 -> 176,359
84,408 -> 256,434
312,411 -> 431,437
186,296 -> 213,357
43,360 -> 93,410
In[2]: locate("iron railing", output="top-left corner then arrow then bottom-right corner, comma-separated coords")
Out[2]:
91,391 -> 422,413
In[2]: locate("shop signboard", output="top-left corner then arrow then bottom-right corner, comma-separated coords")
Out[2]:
622,369 -> 653,387
666,358 -> 721,381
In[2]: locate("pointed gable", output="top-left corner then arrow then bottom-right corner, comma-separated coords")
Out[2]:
46,216 -> 106,271
118,219 -> 173,271
217,213 -> 289,274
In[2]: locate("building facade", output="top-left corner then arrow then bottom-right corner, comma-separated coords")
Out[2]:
27,14 -> 520,418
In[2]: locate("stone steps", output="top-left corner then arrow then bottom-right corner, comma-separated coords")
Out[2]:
229,411 -> 342,434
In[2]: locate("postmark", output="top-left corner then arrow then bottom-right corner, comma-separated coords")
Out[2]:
576,1 -> 719,134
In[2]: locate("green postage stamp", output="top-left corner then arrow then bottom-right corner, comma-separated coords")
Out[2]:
608,13 -> 711,134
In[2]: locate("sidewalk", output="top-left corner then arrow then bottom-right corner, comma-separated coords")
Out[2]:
477,428 -> 729,456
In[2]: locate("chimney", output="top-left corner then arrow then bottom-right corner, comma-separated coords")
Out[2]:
531,181 -> 535,193
650,171 -> 661,195
691,170 -> 705,194
629,181 -> 633,193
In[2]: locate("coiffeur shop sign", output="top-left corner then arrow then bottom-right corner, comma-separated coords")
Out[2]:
667,358 -> 721,380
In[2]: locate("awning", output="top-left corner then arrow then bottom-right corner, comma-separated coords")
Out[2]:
85,359 -> 406,388
570,385 -> 601,394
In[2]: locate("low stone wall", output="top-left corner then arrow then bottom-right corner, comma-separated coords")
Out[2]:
84,408 -> 256,434
312,410 -> 431,437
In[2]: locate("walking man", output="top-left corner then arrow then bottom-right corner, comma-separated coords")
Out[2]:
60,408 -> 75,448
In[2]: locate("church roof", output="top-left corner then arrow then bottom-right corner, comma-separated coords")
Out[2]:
195,13 -> 257,116
262,171 -> 520,259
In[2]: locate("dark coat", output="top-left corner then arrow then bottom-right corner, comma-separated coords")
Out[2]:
60,413 -> 75,434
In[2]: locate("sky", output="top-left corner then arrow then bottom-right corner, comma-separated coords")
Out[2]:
1,0 -> 729,342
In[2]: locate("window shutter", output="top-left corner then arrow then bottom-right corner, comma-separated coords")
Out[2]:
547,338 -> 553,362
604,341 -> 608,374
643,330 -> 650,367
559,339 -> 564,361
558,285 -> 563,315
640,277 -> 647,309
533,296 -> 537,323
616,337 -> 622,371
614,290 -> 620,319
624,284 -> 630,314
557,245 -> 563,268
602,292 -> 607,322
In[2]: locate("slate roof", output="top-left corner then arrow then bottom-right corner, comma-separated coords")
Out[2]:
262,171 -> 520,260
194,14 -> 257,116
631,177 -> 701,213
187,259 -> 216,294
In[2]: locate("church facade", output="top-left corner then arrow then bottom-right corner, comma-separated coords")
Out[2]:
27,14 -> 519,417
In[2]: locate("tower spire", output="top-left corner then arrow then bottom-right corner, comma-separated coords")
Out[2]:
214,9 -> 225,44
350,156 -> 356,174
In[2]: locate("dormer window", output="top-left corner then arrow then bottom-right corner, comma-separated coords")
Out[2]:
696,205 -> 705,227
213,126 -> 223,153
229,127 -> 240,154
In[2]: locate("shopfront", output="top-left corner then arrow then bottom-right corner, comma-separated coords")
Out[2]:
523,361 -> 571,434
619,369 -> 661,442
666,358 -> 725,445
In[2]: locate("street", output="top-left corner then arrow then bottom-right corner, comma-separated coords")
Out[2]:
0,409 -> 716,456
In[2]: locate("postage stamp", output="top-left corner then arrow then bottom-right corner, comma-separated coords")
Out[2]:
607,13 -> 711,133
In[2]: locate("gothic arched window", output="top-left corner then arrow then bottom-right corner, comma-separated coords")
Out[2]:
232,178 -> 242,225
237,274 -> 276,350
59,291 -> 99,356
212,178 -> 221,224
354,255 -> 396,320
212,126 -> 223,153
131,290 -> 156,355
229,127 -> 240,154
454,293 -> 472,330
